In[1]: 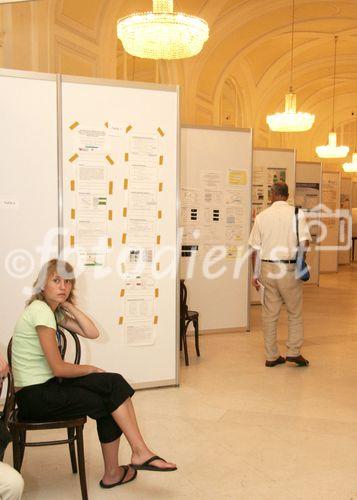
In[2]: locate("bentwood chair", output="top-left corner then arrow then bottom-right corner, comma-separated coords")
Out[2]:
4,328 -> 88,500
180,279 -> 200,366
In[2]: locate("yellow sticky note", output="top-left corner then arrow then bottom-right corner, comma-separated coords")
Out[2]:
106,155 -> 114,165
155,288 -> 159,298
69,153 -> 78,163
120,289 -> 125,297
70,235 -> 75,247
156,263 -> 160,271
123,179 -> 128,190
154,316 -> 158,325
122,233 -> 127,244
126,125 -> 133,134
71,209 -> 75,220
69,121 -> 79,130
104,122 -> 109,128
158,210 -> 162,219
109,181 -> 113,195
228,169 -> 247,186
156,235 -> 161,245
123,207 -> 127,217
108,238 -> 112,248
119,317 -> 124,325
157,127 -> 165,137
158,182 -> 163,192
125,153 -> 129,162
108,210 -> 113,221
70,180 -> 75,191
159,155 -> 164,166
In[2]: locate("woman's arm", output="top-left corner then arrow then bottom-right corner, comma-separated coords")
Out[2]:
58,302 -> 100,339
37,326 -> 104,378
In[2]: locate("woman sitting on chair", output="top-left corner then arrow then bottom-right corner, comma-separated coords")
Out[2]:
12,259 -> 176,489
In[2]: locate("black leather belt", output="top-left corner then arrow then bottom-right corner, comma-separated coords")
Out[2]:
262,259 -> 296,263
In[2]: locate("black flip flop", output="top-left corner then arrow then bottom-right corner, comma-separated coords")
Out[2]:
130,455 -> 177,472
99,465 -> 137,489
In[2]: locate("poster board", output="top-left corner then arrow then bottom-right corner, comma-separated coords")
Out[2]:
339,176 -> 352,265
180,126 -> 252,332
251,148 -> 296,302
0,69 -> 59,356
61,76 -> 179,388
295,161 -> 322,285
320,171 -> 340,272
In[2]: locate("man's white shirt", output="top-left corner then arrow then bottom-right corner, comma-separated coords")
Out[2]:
248,201 -> 311,260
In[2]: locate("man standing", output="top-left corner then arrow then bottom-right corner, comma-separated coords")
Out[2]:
248,182 -> 311,367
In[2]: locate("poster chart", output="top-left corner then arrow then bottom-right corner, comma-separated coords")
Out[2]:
251,148 -> 296,302
61,76 -> 179,388
0,69 -> 59,355
320,171 -> 340,273
295,161 -> 322,285
180,126 -> 252,332
338,176 -> 352,265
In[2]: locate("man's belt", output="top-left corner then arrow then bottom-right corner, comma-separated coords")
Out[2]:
261,259 -> 296,263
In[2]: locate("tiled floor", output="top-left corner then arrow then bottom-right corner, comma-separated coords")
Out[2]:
3,265 -> 357,499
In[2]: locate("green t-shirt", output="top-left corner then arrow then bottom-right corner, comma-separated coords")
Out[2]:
12,300 -> 58,387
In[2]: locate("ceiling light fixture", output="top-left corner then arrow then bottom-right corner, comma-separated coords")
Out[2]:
316,36 -> 349,159
266,0 -> 315,132
117,0 -> 209,60
343,114 -> 357,172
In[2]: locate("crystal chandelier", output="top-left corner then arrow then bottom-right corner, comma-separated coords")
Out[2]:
266,0 -> 315,132
117,0 -> 209,60
316,36 -> 349,159
342,116 -> 357,172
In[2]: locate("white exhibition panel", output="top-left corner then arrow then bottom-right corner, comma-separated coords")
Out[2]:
251,148 -> 296,302
180,126 -> 252,332
295,161 -> 322,285
0,70 -> 58,352
320,171 -> 340,273
61,77 -> 179,387
338,176 -> 352,265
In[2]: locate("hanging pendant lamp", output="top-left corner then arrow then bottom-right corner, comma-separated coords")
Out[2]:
266,0 -> 315,132
117,0 -> 209,60
316,36 -> 349,159
343,115 -> 357,172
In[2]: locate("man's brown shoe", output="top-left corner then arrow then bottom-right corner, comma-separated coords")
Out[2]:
286,355 -> 309,366
265,356 -> 285,367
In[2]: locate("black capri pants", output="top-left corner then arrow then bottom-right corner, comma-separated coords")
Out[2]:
15,373 -> 135,443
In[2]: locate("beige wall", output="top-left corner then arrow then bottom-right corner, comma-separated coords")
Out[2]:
1,0 -> 357,172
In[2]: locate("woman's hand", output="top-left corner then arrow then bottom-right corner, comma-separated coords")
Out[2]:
59,302 -> 100,339
0,353 -> 9,379
90,366 -> 106,374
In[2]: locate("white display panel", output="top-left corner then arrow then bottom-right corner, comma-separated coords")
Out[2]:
61,77 -> 179,388
251,148 -> 296,303
180,126 -> 252,332
0,69 -> 58,353
320,171 -> 340,273
295,161 -> 322,285
338,176 -> 352,265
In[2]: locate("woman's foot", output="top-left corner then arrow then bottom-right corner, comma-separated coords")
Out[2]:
100,465 -> 137,488
131,450 -> 177,471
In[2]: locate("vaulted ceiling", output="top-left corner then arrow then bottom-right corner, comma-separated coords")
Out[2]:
1,0 -> 357,160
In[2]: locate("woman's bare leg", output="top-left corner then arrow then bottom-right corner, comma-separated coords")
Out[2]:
111,398 -> 176,470
100,438 -> 135,485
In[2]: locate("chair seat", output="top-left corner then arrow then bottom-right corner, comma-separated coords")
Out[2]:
9,414 -> 87,431
187,310 -> 198,320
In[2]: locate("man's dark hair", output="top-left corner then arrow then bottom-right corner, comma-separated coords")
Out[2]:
271,182 -> 289,198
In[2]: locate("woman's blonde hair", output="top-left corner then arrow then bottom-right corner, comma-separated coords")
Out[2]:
27,259 -> 76,311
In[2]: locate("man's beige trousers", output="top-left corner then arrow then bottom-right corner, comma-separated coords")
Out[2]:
260,262 -> 303,361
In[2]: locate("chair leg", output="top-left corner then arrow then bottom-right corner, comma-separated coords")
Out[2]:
194,318 -> 200,357
12,429 -> 23,472
182,326 -> 189,366
68,427 -> 78,473
19,430 -> 26,469
76,425 -> 88,500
